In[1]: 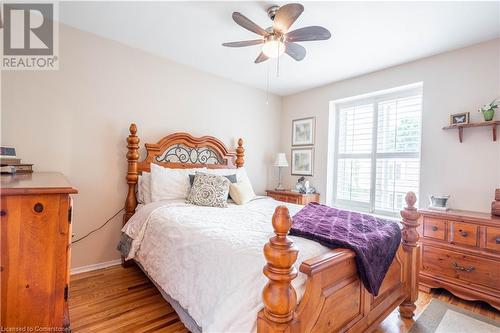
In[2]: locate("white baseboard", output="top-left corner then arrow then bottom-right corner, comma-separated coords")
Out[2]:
71,259 -> 121,275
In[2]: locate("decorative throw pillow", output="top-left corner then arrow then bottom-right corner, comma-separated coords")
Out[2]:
189,173 -> 237,200
229,179 -> 256,205
187,172 -> 231,208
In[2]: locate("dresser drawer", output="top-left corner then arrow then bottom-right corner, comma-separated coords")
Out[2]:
267,190 -> 320,206
485,226 -> 500,252
451,222 -> 478,247
270,194 -> 287,202
422,245 -> 500,290
422,217 -> 446,240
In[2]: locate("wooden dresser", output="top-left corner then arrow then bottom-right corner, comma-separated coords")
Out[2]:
418,209 -> 500,310
1,173 -> 77,331
266,189 -> 320,205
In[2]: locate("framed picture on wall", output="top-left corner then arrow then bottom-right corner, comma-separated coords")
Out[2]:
292,117 -> 315,146
291,148 -> 314,176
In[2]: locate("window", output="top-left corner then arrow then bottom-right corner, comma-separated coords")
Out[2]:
332,85 -> 422,216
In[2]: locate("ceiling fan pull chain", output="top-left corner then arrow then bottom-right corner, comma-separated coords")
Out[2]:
276,43 -> 281,78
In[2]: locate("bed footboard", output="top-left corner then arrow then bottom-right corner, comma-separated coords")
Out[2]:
258,192 -> 420,333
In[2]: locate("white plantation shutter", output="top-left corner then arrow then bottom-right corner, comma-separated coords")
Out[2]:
333,86 -> 422,216
336,158 -> 371,203
377,96 -> 422,154
338,104 -> 373,154
375,158 -> 420,212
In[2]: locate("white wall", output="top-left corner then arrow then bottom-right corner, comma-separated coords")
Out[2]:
0,24 -> 282,268
281,39 -> 500,213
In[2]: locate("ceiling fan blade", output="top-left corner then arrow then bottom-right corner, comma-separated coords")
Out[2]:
254,52 -> 269,64
273,3 -> 304,34
222,39 -> 264,47
285,42 -> 306,61
286,26 -> 331,42
232,12 -> 268,36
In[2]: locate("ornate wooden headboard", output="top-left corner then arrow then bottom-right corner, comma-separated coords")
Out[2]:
124,123 -> 244,224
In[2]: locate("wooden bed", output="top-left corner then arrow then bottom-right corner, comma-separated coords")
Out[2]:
122,123 -> 421,333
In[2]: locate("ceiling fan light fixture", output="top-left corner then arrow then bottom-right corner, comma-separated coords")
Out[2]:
262,35 -> 285,58
223,3 -> 331,63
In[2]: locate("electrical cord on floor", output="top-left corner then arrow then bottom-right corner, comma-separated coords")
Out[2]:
72,208 -> 125,244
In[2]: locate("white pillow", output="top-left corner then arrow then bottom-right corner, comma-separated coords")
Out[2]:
229,179 -> 256,205
137,172 -> 152,204
150,164 -> 206,202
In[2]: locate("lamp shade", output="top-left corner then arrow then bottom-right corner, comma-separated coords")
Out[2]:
274,153 -> 288,167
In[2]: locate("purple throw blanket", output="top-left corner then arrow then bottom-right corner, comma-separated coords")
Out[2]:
290,203 -> 401,296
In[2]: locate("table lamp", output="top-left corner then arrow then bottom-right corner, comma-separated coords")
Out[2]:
274,153 -> 288,190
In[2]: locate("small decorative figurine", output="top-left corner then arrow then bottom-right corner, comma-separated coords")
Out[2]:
295,177 -> 317,194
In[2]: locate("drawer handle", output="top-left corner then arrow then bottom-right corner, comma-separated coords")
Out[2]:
33,203 -> 44,213
452,262 -> 475,273
432,226 -> 438,231
0,210 -> 6,217
495,236 -> 500,244
459,230 -> 468,237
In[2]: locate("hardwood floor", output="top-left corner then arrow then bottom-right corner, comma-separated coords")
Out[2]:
69,265 -> 499,333
69,265 -> 188,333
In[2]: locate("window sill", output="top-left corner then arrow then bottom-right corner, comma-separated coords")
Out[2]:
332,203 -> 401,222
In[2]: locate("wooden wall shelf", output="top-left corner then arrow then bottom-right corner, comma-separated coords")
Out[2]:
443,120 -> 499,143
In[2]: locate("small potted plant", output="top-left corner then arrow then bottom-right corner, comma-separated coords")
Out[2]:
478,99 -> 498,121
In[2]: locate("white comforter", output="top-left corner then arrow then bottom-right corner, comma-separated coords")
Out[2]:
122,197 -> 329,333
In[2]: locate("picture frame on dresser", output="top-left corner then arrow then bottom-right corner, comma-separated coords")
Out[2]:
292,117 -> 315,146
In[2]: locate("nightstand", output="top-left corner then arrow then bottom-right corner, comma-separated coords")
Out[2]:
266,189 -> 320,205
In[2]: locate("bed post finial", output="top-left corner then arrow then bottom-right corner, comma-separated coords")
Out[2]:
401,192 -> 419,251
124,123 -> 140,225
258,206 -> 298,332
399,191 -> 421,319
236,138 -> 244,168
129,123 -> 137,135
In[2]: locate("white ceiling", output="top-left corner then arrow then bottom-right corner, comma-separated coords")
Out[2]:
59,1 -> 500,96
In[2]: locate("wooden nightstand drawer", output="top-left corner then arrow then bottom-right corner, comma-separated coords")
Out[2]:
269,194 -> 286,202
451,222 -> 478,247
266,190 -> 319,205
422,217 -> 446,240
277,195 -> 288,202
485,226 -> 500,252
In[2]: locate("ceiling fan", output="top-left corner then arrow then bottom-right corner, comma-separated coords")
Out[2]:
222,3 -> 331,63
